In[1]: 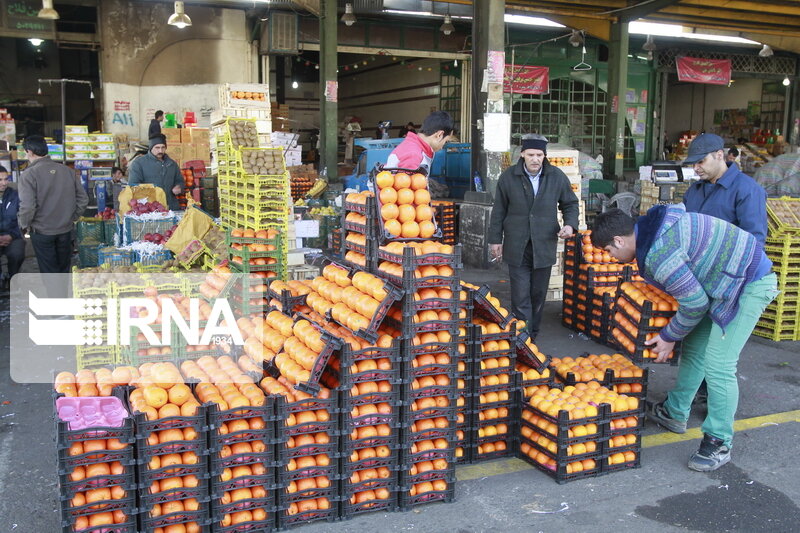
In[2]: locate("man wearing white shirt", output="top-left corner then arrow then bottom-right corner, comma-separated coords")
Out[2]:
488,134 -> 579,340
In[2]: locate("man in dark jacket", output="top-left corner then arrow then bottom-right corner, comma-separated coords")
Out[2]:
0,168 -> 25,281
127,134 -> 183,211
148,110 -> 164,139
18,135 -> 89,274
488,134 -> 580,339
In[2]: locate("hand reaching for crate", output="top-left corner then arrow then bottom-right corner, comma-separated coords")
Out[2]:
644,334 -> 675,363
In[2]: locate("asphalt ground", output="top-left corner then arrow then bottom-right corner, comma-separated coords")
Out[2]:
0,260 -> 798,532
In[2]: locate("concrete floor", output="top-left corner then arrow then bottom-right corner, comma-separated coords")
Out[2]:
0,259 -> 798,532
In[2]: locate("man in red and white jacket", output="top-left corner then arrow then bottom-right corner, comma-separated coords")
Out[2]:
386,111 -> 455,173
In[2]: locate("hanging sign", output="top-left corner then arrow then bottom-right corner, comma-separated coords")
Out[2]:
676,57 -> 731,86
503,65 -> 550,95
324,81 -> 338,103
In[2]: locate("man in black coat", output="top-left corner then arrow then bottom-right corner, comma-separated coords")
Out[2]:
488,134 -> 580,340
148,110 -> 164,139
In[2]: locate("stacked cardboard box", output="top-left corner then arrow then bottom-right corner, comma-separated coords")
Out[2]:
161,127 -> 210,169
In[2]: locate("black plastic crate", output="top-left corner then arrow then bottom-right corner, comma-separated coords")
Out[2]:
55,416 -> 136,450
138,460 -> 209,486
400,414 -> 458,444
132,406 -> 207,440
515,331 -> 551,373
470,434 -> 518,462
60,494 -> 137,528
375,262 -> 461,293
340,480 -> 399,519
517,436 -> 604,485
61,518 -> 136,533
273,393 -> 340,438
59,470 -> 135,498
402,291 -> 460,316
471,285 -> 513,328
210,447 -> 278,475
600,443 -> 642,474
554,363 -> 649,400
139,476 -> 211,509
212,502 -> 276,533
402,337 -> 461,359
376,243 -> 462,268
211,472 -> 277,499
399,463 -> 455,488
276,502 -> 337,530
58,446 -> 135,472
139,508 -> 212,533
608,321 -> 682,366
576,264 -> 632,290
385,314 -> 461,339
397,482 -> 455,511
470,320 -> 517,343
337,340 -> 402,388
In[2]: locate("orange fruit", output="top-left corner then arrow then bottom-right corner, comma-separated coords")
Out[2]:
396,188 -> 415,205
381,203 -> 399,221
414,189 -> 431,204
401,221 -> 420,238
142,386 -> 168,409
410,173 -> 427,190
394,172 -> 411,189
375,171 -> 394,189
384,219 -> 401,237
397,204 -> 416,223
418,220 -> 436,238
379,187 -> 398,205
416,204 -> 433,222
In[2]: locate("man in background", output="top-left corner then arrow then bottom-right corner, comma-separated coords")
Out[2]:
110,166 -> 127,212
148,110 -> 164,139
127,134 -> 183,211
681,133 -> 768,408
0,168 -> 25,285
386,111 -> 454,173
17,135 -> 88,274
488,134 -> 579,340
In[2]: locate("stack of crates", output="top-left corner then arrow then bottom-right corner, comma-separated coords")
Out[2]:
756,197 -> 800,341
466,320 -> 519,463
341,193 -> 380,271
207,399 -> 279,532
273,391 -> 340,528
377,245 -> 462,510
431,201 -> 458,245
132,394 -> 211,532
214,116 -> 289,248
517,382 -> 643,484
337,340 -> 402,518
226,228 -> 287,309
116,281 -> 185,366
56,398 -> 137,532
515,332 -> 553,400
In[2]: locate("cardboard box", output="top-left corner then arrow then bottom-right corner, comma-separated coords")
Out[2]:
162,128 -> 181,144
187,128 -> 210,144
168,143 -> 184,162
194,143 -> 210,162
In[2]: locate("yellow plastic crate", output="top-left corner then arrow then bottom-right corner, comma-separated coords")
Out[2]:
766,197 -> 800,235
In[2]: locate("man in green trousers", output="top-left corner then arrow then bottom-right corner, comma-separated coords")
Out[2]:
591,205 -> 778,471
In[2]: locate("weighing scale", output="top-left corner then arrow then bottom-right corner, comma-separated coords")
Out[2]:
651,161 -> 684,183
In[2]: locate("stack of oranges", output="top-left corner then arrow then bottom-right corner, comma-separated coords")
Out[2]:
375,170 -> 437,239
260,377 -> 337,524
609,282 -> 678,362
228,227 -> 282,275
550,353 -> 645,397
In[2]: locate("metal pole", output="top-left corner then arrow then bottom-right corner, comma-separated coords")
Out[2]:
61,80 -> 66,159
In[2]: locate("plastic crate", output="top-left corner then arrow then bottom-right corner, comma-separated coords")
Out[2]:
336,340 -> 402,388
76,345 -> 119,370
78,243 -> 100,268
122,215 -> 177,245
514,331 -> 551,373
273,393 -> 340,438
370,164 -> 443,244
397,481 -> 455,511
98,247 -> 135,267
135,248 -> 173,266
77,217 -> 105,243
553,358 -> 649,399
608,322 -> 681,365
766,197 -> 800,235
139,508 -> 212,533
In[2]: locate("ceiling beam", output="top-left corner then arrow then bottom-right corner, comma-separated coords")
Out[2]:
680,0 -> 800,18
619,0 -> 682,22
645,13 -> 800,36
741,31 -> 800,56
545,15 -> 612,41
290,0 -> 320,17
659,5 -> 800,30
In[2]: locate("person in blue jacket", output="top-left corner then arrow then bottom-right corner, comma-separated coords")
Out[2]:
681,133 -> 769,409
0,168 -> 25,282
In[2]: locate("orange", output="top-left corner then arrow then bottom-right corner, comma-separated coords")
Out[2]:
401,221 -> 420,238
375,171 -> 394,189
418,220 -> 436,238
384,219 -> 402,237
142,385 -> 168,409
396,188 -> 415,205
168,384 -> 192,406
394,172 -> 411,189
397,204 -> 416,223
410,173 -> 427,190
379,187 -> 398,205
381,203 -> 399,221
416,205 -> 433,222
414,189 -> 431,204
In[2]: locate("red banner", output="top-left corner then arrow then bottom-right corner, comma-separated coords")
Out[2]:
504,64 -> 549,94
676,57 -> 731,86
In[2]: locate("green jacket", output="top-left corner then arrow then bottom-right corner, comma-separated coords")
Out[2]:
127,152 -> 183,210
488,159 -> 579,268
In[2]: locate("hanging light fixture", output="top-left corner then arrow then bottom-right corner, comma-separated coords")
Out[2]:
642,35 -> 657,61
440,14 -> 455,36
291,81 -> 299,89
89,86 -> 94,99
38,0 -> 59,20
759,44 -> 774,57
341,3 -> 356,26
28,38 -> 44,47
168,1 -> 192,29
568,30 -> 584,47
37,85 -> 42,95
454,58 -> 458,67
783,76 -> 791,86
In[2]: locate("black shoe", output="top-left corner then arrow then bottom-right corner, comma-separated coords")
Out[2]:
646,399 -> 687,434
688,434 -> 731,472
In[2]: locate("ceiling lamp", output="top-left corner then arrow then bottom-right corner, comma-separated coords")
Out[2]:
783,76 -> 791,86
642,35 -> 657,61
37,0 -> 59,20
341,3 -> 357,26
759,44 -> 774,57
28,38 -> 44,47
440,14 -> 455,36
568,30 -> 584,47
168,1 -> 192,29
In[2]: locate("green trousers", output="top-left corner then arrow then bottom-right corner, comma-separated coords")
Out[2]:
663,273 -> 778,447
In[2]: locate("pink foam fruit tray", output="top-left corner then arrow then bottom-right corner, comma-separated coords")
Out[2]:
56,396 -> 129,430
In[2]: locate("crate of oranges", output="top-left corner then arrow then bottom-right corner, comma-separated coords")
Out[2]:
55,395 -> 138,533
515,331 -> 550,373
549,353 -> 648,399
467,372 -> 521,463
609,282 -> 680,364
343,192 -> 380,239
372,165 -> 442,242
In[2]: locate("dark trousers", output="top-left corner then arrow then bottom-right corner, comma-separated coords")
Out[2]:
507,242 -> 552,338
0,237 -> 25,277
31,231 -> 72,274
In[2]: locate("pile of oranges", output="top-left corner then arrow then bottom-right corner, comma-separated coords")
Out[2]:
618,282 -> 677,313
375,170 -> 437,239
379,240 -> 454,258
580,231 -> 618,264
551,353 -> 644,386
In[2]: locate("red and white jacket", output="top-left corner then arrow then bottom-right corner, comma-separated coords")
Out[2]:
385,132 -> 433,173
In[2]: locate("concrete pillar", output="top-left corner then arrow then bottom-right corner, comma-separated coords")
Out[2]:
603,22 -> 629,178
320,0 -> 338,182
471,0 -> 506,198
